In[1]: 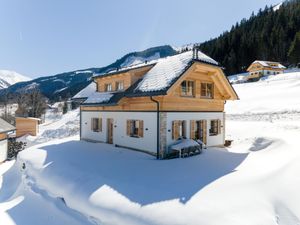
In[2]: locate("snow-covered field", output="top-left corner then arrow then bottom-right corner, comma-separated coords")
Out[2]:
1,72 -> 300,225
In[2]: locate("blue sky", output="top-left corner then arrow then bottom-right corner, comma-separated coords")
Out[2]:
0,0 -> 277,78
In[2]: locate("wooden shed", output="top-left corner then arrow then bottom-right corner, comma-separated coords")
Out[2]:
16,117 -> 40,137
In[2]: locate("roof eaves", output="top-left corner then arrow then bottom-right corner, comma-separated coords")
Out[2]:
192,59 -> 220,67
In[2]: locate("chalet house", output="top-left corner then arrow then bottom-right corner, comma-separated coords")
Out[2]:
246,60 -> 286,81
80,48 -> 238,159
0,118 -> 16,163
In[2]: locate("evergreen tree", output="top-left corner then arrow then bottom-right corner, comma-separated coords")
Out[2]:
288,31 -> 300,64
199,0 -> 300,75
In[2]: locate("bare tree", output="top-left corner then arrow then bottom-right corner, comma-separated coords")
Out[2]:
15,86 -> 47,118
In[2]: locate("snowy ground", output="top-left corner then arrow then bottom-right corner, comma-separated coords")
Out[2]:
1,72 -> 300,225
19,109 -> 80,147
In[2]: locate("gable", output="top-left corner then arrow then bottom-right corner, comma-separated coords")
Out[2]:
247,62 -> 264,72
167,62 -> 238,100
94,65 -> 154,92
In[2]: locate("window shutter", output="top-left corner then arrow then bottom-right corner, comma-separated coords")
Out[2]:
172,121 -> 179,140
182,121 -> 187,138
190,120 -> 196,139
91,118 -> 93,131
126,120 -> 131,136
99,118 -> 102,132
138,120 -> 144,137
218,119 -> 221,135
203,120 -> 207,144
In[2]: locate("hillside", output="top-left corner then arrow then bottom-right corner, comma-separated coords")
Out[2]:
199,0 -> 300,74
1,72 -> 300,225
0,70 -> 30,89
0,45 -> 176,101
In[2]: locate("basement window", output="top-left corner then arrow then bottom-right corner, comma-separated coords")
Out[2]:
91,118 -> 102,132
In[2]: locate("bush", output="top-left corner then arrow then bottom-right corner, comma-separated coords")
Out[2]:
7,138 -> 27,159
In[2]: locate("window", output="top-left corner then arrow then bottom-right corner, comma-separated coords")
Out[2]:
172,120 -> 186,140
127,120 -> 144,138
209,119 -> 221,136
105,83 -> 112,92
181,81 -> 194,97
91,118 -> 102,132
190,120 -> 207,142
201,83 -> 214,99
116,81 -> 124,91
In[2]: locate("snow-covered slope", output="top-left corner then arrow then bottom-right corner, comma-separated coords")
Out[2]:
1,72 -> 300,225
226,72 -> 300,114
121,52 -> 161,67
0,70 -> 30,89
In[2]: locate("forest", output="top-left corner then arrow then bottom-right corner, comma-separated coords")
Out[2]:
199,0 -> 300,75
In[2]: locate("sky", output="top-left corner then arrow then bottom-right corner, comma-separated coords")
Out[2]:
0,0 -> 278,78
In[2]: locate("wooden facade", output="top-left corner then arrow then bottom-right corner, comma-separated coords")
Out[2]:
82,62 -> 237,112
0,133 -> 7,141
94,65 -> 154,92
16,117 -> 40,137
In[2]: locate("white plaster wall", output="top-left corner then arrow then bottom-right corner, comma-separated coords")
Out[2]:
166,112 -> 225,148
81,111 -> 157,153
0,139 -> 8,163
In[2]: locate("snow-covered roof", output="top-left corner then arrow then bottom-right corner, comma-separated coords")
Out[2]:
135,50 -> 218,93
0,118 -> 15,134
84,92 -> 113,104
251,60 -> 286,70
72,82 -> 96,99
83,50 -> 220,104
93,62 -> 157,79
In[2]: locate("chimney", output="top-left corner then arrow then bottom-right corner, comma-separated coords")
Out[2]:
193,44 -> 200,60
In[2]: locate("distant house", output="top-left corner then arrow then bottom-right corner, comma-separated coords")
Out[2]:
16,117 -> 40,137
79,48 -> 238,159
246,60 -> 286,81
0,118 -> 15,163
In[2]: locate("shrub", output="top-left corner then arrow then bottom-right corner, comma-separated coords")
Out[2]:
7,138 -> 27,159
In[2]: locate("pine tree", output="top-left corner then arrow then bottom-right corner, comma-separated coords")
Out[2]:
288,31 -> 300,64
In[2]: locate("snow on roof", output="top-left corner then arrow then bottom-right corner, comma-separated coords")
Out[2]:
253,60 -> 286,69
84,92 -> 113,104
0,118 -> 15,133
72,82 -> 96,99
93,61 -> 157,78
135,50 -> 218,92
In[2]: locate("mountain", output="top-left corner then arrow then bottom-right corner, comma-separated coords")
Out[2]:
199,0 -> 300,75
0,70 -> 31,89
0,45 -> 176,101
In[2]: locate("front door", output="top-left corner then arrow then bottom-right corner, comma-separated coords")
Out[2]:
107,118 -> 113,144
196,120 -> 207,145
